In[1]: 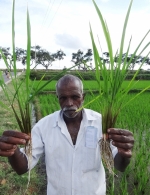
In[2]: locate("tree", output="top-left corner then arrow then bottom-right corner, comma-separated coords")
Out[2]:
71,49 -> 93,71
30,45 -> 65,70
100,52 -> 150,70
83,49 -> 93,66
14,47 -> 27,68
36,49 -> 55,69
72,49 -> 83,68
0,47 -> 28,70
0,47 -> 12,70
0,47 -> 11,58
54,50 -> 66,68
145,57 -> 150,65
0,45 -> 67,70
55,50 -> 66,60
15,47 -> 26,61
122,53 -> 139,70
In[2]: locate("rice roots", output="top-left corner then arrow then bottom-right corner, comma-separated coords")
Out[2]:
24,138 -> 32,195
99,136 -> 115,175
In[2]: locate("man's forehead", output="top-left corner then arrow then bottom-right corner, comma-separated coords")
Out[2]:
59,78 -> 80,88
57,80 -> 83,95
56,75 -> 83,95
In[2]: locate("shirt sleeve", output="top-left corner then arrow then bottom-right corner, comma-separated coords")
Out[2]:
110,140 -> 118,158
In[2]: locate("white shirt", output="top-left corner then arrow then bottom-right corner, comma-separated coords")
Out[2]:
24,109 -> 118,195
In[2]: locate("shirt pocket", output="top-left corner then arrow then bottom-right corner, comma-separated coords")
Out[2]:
82,145 -> 100,173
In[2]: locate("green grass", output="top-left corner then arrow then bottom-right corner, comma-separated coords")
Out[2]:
0,82 -> 45,195
36,91 -> 150,194
0,76 -> 150,194
31,80 -> 150,91
0,157 -> 41,195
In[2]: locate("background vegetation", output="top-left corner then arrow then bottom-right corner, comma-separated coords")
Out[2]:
1,45 -> 150,71
0,71 -> 150,194
29,69 -> 150,80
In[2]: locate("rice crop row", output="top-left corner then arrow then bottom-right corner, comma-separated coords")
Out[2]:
36,92 -> 150,194
38,95 -> 60,117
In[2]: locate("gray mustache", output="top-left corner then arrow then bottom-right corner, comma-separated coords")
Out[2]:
62,107 -> 77,112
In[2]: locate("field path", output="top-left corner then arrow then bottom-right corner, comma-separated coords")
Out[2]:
0,71 -> 22,92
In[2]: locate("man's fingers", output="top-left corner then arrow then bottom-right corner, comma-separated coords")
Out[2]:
0,142 -> 17,150
0,149 -> 16,157
112,141 -> 133,149
108,128 -> 134,144
108,128 -> 134,159
0,136 -> 27,145
109,134 -> 134,143
108,128 -> 133,136
3,130 -> 30,140
118,148 -> 132,158
0,131 -> 29,156
0,130 -> 30,146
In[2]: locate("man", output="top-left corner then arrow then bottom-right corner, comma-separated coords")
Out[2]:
0,74 -> 134,195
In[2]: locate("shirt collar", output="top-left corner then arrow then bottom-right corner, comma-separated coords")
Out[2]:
83,109 -> 97,121
53,109 -> 97,128
52,111 -> 61,128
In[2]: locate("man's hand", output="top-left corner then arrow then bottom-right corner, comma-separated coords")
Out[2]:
0,130 -> 30,157
108,128 -> 134,158
107,128 -> 134,172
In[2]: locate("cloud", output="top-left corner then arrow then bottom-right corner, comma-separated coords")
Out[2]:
55,33 -> 83,50
100,0 -> 110,2
0,0 -> 150,59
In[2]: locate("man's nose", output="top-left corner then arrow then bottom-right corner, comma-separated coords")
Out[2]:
67,98 -> 73,106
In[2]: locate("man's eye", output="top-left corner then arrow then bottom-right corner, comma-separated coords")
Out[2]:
72,96 -> 79,100
60,96 -> 66,100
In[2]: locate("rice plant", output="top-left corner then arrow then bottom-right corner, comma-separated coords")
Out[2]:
89,0 -> 150,174
0,0 -> 76,192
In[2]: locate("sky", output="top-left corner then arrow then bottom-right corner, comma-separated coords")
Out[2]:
0,0 -> 150,69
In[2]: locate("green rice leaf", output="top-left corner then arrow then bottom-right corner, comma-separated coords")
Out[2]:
92,0 -> 114,68
118,0 -> 133,65
12,0 -> 17,77
88,0 -> 150,134
26,7 -> 31,100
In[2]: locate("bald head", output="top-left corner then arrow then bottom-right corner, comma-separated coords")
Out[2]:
56,74 -> 83,95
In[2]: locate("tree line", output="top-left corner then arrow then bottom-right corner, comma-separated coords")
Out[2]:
0,46 -> 93,70
0,46 -> 150,70
101,52 -> 150,70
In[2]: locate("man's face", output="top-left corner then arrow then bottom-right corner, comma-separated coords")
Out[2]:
57,80 -> 84,119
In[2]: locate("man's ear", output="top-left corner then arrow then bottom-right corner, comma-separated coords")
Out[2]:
82,92 -> 86,101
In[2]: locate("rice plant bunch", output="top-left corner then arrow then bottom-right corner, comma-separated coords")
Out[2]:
0,1 -> 77,193
0,0 -> 76,167
0,0 -> 33,159
90,0 -> 150,174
